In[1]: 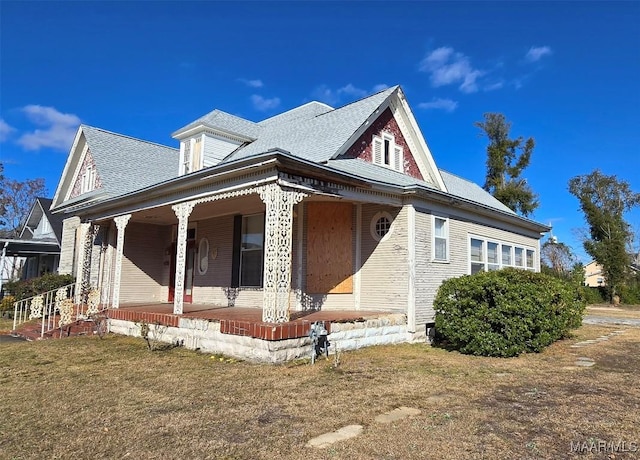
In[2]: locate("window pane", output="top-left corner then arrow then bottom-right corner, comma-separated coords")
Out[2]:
487,242 -> 498,264
515,247 -> 524,266
502,245 -> 512,265
470,239 -> 483,262
471,262 -> 485,274
434,218 -> 446,237
242,215 -> 264,250
526,249 -> 535,268
384,139 -> 390,165
435,237 -> 447,260
240,250 -> 262,286
376,217 -> 391,238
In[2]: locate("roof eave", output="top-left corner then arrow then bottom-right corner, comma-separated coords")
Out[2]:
171,123 -> 256,143
402,185 -> 550,233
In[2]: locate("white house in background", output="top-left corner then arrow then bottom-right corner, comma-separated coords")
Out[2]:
48,86 -> 549,354
1,198 -> 63,292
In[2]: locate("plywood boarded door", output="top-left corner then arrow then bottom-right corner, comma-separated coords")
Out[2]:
306,202 -> 353,294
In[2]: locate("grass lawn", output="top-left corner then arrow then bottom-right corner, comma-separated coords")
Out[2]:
0,316 -> 14,334
1,321 -> 639,460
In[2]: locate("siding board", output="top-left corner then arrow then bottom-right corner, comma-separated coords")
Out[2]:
119,222 -> 168,302
413,205 -> 542,328
359,204 -> 408,312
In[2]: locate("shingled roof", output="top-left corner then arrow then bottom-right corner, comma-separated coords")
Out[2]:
81,125 -> 179,199
56,86 -> 529,221
223,86 -> 398,164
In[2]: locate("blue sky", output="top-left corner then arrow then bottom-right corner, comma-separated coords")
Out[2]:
1,1 -> 638,262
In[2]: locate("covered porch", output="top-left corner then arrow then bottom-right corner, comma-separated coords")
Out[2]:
73,173 -> 409,332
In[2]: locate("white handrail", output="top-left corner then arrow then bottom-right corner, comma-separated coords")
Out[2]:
11,284 -> 76,337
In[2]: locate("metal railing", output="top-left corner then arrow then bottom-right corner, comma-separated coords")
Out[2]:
12,284 -> 77,338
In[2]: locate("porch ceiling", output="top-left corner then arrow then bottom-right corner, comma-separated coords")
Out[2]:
119,195 -> 265,226
101,193 -> 353,227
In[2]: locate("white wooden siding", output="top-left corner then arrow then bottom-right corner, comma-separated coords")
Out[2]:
359,204 -> 408,312
413,202 -> 543,327
203,134 -> 242,168
119,222 -> 169,303
58,217 -> 80,275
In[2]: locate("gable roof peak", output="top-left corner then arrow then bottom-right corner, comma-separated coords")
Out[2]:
318,85 -> 399,118
172,108 -> 261,140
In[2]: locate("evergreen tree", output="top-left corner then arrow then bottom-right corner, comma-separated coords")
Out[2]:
475,113 -> 538,216
568,170 -> 640,301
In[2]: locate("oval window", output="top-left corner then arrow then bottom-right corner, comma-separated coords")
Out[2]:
198,238 -> 209,275
370,211 -> 394,242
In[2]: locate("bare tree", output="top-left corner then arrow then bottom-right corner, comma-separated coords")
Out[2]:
0,165 -> 47,238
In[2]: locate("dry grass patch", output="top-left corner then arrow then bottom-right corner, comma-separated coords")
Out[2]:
587,304 -> 640,319
0,316 -> 13,333
1,325 -> 639,459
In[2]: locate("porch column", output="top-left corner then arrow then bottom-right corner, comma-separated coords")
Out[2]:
259,183 -> 306,323
171,202 -> 195,315
74,222 -> 91,304
112,214 -> 131,309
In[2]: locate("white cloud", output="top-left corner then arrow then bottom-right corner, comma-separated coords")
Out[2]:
0,119 -> 15,142
483,81 -> 504,92
250,94 -> 281,111
372,83 -> 389,93
420,46 -> 484,93
337,83 -> 367,99
311,83 -> 386,106
239,78 -> 264,88
311,85 -> 340,105
417,98 -> 458,112
525,46 -> 552,63
17,105 -> 80,151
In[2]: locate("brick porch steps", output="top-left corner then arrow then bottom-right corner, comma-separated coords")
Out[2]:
12,319 -> 97,341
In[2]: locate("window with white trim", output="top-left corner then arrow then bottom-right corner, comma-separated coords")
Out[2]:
432,216 -> 449,262
372,133 -> 403,172
468,235 -> 537,274
240,214 -> 264,287
80,164 -> 96,194
526,249 -> 535,269
514,247 -> 524,267
198,238 -> 209,275
182,139 -> 192,174
487,242 -> 499,271
470,238 -> 484,274
370,211 -> 394,242
501,244 -> 512,266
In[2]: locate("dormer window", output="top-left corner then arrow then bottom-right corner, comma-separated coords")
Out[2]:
372,133 -> 403,172
181,136 -> 204,175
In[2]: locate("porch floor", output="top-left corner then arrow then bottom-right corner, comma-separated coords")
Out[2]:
108,303 -> 395,341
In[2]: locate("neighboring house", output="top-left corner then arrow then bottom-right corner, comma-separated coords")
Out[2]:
0,198 -> 63,291
584,260 -> 605,287
584,258 -> 640,287
51,86 -> 549,340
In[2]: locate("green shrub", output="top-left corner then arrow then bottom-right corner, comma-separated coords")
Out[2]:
434,268 -> 586,357
3,273 -> 75,301
580,286 -> 608,304
618,282 -> 640,305
0,295 -> 16,314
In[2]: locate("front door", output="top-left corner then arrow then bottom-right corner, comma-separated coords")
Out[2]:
168,241 -> 195,303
